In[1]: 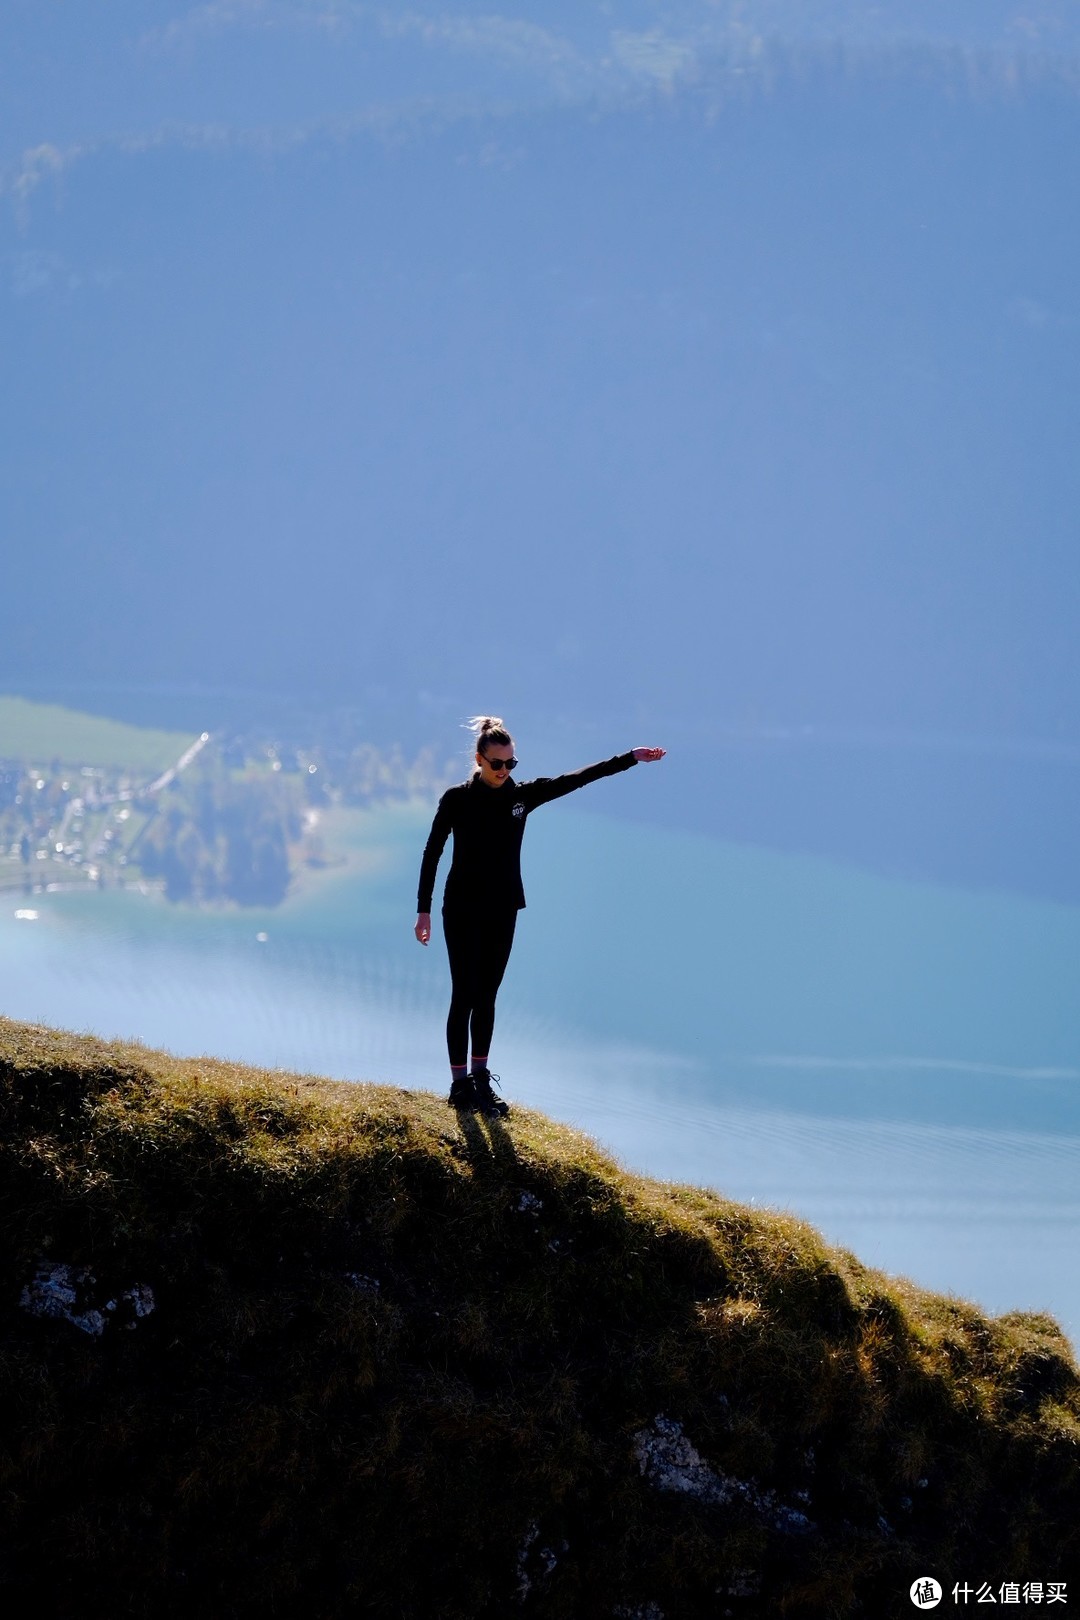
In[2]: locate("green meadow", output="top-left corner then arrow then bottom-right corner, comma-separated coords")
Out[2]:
0,696 -> 196,775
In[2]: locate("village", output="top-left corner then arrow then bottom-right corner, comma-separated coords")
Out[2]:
0,732 -> 451,906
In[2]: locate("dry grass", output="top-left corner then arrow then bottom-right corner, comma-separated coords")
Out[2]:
1,1015 -> 1078,1619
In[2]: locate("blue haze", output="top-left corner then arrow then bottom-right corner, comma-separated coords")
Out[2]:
2,7 -> 1079,901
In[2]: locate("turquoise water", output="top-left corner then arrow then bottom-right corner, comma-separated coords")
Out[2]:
4,802 -> 1078,1346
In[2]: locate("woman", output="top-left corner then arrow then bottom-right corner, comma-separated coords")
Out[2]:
415,716 -> 666,1116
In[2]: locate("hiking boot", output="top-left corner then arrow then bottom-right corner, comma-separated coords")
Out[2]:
448,1073 -> 478,1110
471,1068 -> 509,1118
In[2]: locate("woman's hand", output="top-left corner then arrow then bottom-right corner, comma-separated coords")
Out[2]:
632,747 -> 666,763
415,913 -> 432,945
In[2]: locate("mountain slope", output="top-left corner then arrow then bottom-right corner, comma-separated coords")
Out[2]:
1,1017 -> 1077,1618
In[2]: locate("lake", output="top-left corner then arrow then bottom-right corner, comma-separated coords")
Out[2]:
4,800 -> 1078,1347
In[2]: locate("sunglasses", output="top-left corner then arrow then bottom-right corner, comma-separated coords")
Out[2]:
482,756 -> 517,772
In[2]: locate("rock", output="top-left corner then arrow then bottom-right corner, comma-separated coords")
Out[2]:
124,1282 -> 156,1318
514,1519 -> 567,1602
20,1264 -> 106,1337
515,1520 -> 540,1599
720,1570 -> 761,1598
344,1272 -> 380,1296
19,1263 -> 155,1336
632,1415 -> 813,1535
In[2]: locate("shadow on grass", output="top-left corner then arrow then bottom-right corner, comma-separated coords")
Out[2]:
452,1104 -> 520,1177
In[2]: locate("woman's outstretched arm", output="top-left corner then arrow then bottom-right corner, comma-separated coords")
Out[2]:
520,747 -> 665,810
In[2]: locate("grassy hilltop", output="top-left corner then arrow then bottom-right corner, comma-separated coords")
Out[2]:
1,1019 -> 1078,1619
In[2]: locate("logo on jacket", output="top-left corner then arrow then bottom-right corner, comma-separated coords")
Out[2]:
512,800 -> 526,819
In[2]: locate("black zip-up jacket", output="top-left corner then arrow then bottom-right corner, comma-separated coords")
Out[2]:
417,752 -> 637,914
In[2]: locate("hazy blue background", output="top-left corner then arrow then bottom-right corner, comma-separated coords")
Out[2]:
3,1 -> 1079,898
3,6 -> 1079,1334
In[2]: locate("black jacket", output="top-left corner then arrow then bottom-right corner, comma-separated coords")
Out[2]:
417,752 -> 637,913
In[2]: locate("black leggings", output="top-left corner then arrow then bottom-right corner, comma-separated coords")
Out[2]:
442,905 -> 518,1068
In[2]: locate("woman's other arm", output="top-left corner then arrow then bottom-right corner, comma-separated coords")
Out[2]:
415,790 -> 455,943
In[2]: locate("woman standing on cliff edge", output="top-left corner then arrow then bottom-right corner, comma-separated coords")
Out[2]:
415,716 -> 666,1117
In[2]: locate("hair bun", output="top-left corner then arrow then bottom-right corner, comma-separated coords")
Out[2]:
464,714 -> 512,752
